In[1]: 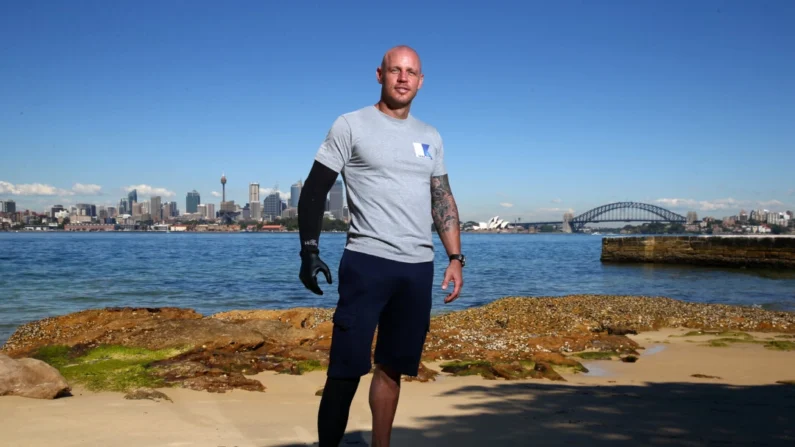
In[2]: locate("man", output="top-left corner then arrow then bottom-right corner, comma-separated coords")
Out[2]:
297,45 -> 464,447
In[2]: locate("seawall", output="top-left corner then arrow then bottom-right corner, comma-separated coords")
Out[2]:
601,235 -> 795,269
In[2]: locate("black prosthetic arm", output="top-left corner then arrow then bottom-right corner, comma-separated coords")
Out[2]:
297,161 -> 339,295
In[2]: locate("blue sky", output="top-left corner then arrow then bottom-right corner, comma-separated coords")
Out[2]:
1,0 -> 793,223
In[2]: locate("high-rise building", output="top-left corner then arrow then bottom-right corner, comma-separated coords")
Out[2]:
197,204 -> 207,219
329,180 -> 344,219
0,200 -> 15,214
220,200 -> 236,212
128,189 -> 137,207
290,180 -> 302,208
248,183 -> 261,221
76,203 -> 96,217
186,190 -> 200,213
119,197 -> 129,215
162,201 -> 178,219
150,196 -> 162,222
206,203 -> 215,220
263,192 -> 281,221
686,211 -> 698,224
249,183 -> 260,204
250,202 -> 261,221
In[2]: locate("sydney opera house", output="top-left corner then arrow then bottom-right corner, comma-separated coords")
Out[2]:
471,216 -> 513,231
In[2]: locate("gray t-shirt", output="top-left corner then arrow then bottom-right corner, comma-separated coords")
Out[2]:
314,105 -> 447,263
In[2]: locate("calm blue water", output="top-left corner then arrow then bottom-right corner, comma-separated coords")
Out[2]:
2,232 -> 794,345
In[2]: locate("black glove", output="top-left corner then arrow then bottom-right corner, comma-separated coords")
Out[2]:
299,249 -> 332,295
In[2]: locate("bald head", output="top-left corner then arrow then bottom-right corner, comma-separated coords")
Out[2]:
376,45 -> 424,114
381,45 -> 422,74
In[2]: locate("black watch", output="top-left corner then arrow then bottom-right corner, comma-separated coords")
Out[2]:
449,254 -> 466,267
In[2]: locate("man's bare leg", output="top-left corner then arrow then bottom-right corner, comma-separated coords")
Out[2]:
369,364 -> 401,447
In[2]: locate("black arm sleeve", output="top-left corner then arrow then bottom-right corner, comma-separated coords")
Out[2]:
298,160 -> 339,254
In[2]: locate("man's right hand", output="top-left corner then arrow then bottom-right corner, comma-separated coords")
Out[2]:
299,250 -> 333,295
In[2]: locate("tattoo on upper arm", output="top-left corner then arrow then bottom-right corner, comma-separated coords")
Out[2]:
431,174 -> 459,233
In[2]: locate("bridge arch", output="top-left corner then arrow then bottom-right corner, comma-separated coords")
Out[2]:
569,201 -> 687,231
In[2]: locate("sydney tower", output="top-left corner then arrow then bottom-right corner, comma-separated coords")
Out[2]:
221,173 -> 227,203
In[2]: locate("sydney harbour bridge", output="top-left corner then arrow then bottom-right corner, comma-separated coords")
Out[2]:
512,201 -> 688,233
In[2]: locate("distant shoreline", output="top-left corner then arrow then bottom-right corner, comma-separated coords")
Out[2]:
1,229 -> 588,235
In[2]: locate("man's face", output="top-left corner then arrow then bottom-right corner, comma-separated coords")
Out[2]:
377,49 -> 424,108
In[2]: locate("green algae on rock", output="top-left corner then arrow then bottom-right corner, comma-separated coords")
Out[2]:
439,360 -> 534,380
440,360 -> 496,378
679,331 -> 754,339
763,341 -> 795,351
438,357 -> 581,381
7,295 -> 795,393
282,359 -> 324,375
32,344 -> 189,392
572,351 -> 617,360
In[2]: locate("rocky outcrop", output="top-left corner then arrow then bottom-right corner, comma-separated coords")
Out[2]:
1,307 -> 203,358
2,295 -> 794,394
0,307 -> 337,394
1,308 -> 322,359
0,354 -> 71,399
601,235 -> 795,269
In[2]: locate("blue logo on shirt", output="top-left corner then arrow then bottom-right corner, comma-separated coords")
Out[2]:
412,142 -> 432,160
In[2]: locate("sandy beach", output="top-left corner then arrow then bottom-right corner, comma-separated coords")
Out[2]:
2,327 -> 794,447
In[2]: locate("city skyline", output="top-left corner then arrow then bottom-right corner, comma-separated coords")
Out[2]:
0,176 -> 792,225
1,2 -> 794,223
0,176 -> 793,224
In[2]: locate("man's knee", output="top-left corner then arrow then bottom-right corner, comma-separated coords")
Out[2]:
374,363 -> 401,384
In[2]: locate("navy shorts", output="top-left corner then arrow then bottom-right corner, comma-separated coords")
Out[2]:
327,249 -> 433,378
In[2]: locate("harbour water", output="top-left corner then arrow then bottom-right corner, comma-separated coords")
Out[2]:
2,232 -> 794,345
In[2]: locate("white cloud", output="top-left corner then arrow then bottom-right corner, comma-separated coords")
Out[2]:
211,191 -> 222,198
759,200 -> 784,207
537,207 -> 575,214
71,183 -> 102,195
260,187 -> 289,201
124,184 -> 175,198
550,198 -> 562,204
0,180 -> 73,196
655,197 -> 739,211
655,198 -> 699,209
500,202 -> 513,208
